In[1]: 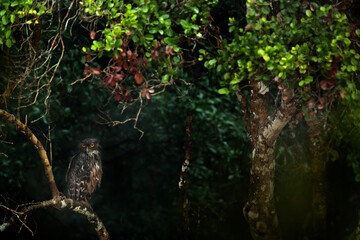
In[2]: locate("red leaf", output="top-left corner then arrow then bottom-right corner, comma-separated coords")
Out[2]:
114,92 -> 121,102
151,50 -> 160,59
91,68 -> 102,75
327,78 -> 335,87
320,80 -> 328,90
127,50 -> 132,58
317,103 -> 324,110
105,74 -> 115,86
84,64 -> 89,75
123,61 -> 129,70
141,89 -> 147,98
135,72 -> 143,85
86,55 -> 92,63
113,73 -> 124,81
90,31 -> 96,40
165,46 -> 175,56
130,66 -> 137,74
143,57 -> 149,68
111,63 -> 122,73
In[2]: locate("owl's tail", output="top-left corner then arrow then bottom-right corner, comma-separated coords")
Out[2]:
67,180 -> 88,201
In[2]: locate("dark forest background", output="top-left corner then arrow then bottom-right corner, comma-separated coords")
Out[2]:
1,0 -> 360,239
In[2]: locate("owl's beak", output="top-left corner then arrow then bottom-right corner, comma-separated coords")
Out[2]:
86,147 -> 90,154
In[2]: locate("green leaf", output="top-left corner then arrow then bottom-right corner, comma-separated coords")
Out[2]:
115,39 -> 123,48
304,76 -> 313,84
10,14 -> 15,24
306,10 -> 312,17
208,59 -> 217,68
193,7 -> 199,14
162,74 -> 169,83
142,6 -> 149,13
173,56 -> 180,64
261,6 -> 270,15
5,39 -> 12,48
10,1 -> 19,7
180,19 -> 190,29
344,38 -> 351,46
218,88 -> 230,95
356,29 -> 360,37
257,49 -> 265,56
144,34 -> 154,41
93,40 -> 103,49
5,30 -> 11,38
2,16 -> 8,25
263,54 -> 270,62
230,77 -> 240,85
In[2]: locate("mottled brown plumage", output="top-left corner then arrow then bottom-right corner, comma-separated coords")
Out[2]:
66,138 -> 102,202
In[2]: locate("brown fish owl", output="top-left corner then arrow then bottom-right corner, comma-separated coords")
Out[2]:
66,138 -> 103,202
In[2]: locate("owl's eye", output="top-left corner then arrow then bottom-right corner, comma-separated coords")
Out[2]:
81,144 -> 86,148
90,143 -> 95,148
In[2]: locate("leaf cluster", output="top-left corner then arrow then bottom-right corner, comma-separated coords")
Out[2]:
202,0 -> 360,105
0,0 -> 47,48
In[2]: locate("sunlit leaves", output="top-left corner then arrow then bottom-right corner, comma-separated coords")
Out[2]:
0,0 -> 48,48
298,76 -> 313,87
203,0 -> 360,101
218,88 -> 230,95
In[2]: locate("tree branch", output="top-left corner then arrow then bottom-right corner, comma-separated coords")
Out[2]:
0,109 -> 59,199
0,198 -> 109,240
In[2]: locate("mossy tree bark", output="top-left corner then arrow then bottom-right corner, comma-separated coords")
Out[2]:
241,79 -> 297,240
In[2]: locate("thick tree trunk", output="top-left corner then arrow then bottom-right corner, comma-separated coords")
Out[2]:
306,117 -> 326,239
241,80 -> 297,240
245,138 -> 280,240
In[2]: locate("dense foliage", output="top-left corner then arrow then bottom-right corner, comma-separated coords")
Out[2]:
203,0 -> 360,121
